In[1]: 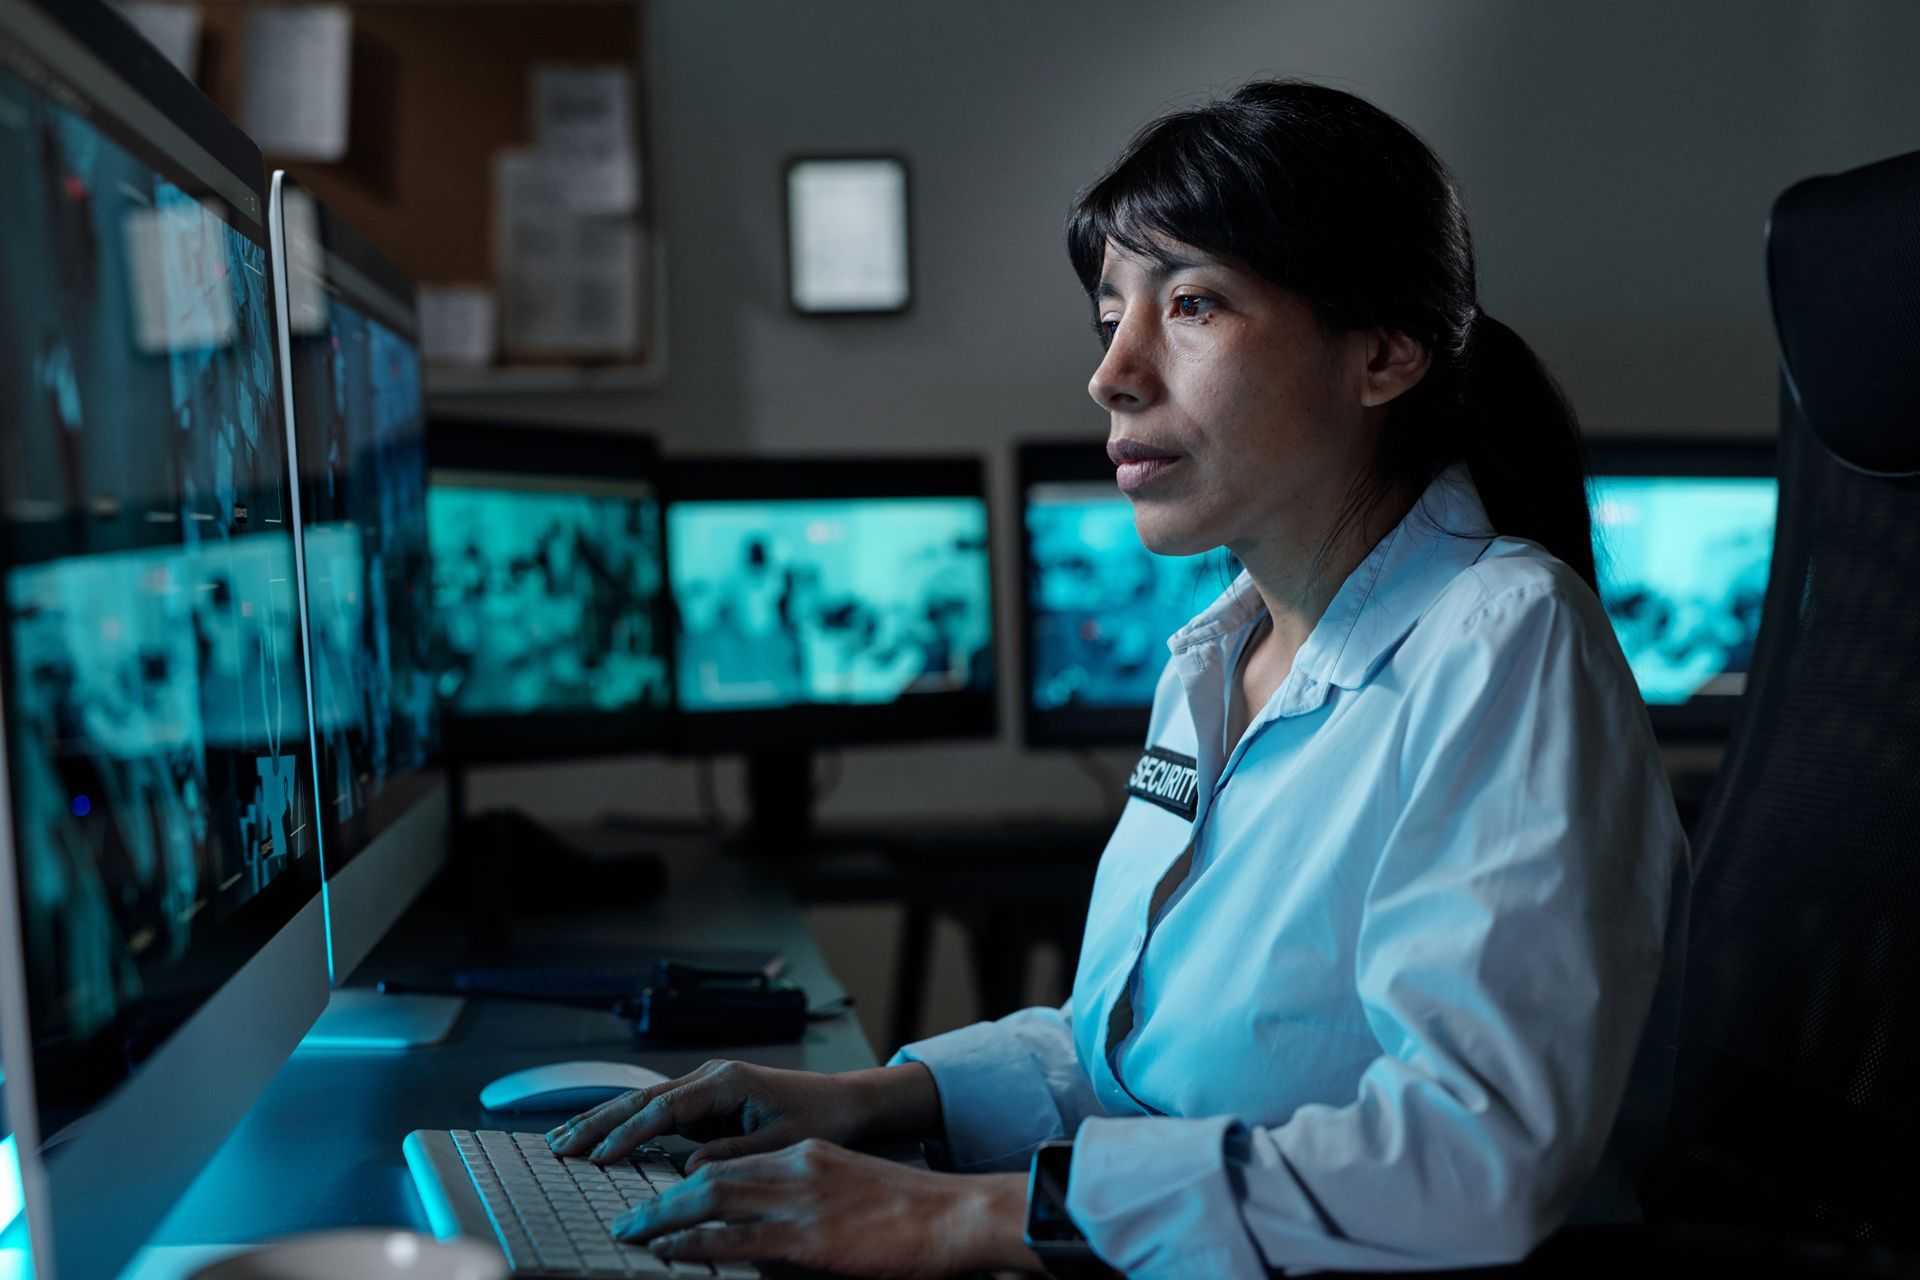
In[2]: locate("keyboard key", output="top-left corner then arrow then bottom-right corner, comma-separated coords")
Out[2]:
430,1131 -> 751,1277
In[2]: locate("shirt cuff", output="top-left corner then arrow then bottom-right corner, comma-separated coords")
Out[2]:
890,1020 -> 1067,1172
1067,1115 -> 1270,1280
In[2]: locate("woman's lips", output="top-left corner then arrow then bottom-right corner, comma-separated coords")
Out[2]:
1116,456 -> 1181,494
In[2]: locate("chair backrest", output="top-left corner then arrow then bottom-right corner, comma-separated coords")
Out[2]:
1645,150 -> 1920,1244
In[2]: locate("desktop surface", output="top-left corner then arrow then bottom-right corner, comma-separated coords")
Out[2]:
148,828 -> 876,1252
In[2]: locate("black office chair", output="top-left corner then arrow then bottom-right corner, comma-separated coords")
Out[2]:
1636,147 -> 1920,1254
1319,151 -> 1920,1280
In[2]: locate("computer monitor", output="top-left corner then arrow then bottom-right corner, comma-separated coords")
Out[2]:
426,418 -> 673,764
666,455 -> 995,845
1588,437 -> 1778,738
0,1053 -> 18,1252
1017,441 -> 1240,749
0,2 -> 327,1275
269,175 -> 455,1046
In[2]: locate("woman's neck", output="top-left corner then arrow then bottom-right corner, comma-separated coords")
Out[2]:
1235,478 -> 1421,662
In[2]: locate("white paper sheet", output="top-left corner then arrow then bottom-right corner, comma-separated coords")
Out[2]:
788,158 -> 910,312
493,147 -> 642,357
418,285 -> 498,367
240,5 -> 352,162
530,64 -> 640,215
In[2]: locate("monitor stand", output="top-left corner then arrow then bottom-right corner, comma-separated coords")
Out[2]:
300,987 -> 465,1050
740,748 -> 815,855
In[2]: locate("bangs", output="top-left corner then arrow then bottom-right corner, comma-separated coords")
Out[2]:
1066,108 -> 1287,296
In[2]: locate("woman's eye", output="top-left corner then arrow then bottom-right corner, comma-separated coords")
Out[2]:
1173,295 -> 1214,318
1093,318 -> 1119,348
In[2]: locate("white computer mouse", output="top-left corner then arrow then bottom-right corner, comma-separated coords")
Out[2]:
478,1060 -> 671,1113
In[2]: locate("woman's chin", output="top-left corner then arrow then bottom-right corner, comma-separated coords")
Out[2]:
1131,510 -> 1221,559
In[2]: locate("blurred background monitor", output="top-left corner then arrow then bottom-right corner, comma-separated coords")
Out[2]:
272,174 -> 455,1045
1588,437 -> 1779,739
0,2 -> 329,1274
666,456 -> 995,847
1018,441 -> 1241,749
427,418 -> 673,763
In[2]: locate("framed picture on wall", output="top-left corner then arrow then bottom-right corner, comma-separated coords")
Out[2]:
784,154 -> 912,315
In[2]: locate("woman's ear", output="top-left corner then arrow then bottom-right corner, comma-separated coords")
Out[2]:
1358,328 -> 1431,408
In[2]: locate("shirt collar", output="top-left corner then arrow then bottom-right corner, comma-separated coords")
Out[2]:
1168,463 -> 1497,692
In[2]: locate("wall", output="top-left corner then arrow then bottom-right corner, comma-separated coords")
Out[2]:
453,0 -> 1920,1048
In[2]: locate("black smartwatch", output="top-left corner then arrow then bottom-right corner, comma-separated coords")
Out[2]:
1024,1139 -> 1122,1279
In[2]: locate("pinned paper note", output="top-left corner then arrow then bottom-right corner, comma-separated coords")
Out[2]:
493,148 -> 642,357
418,286 -> 498,367
530,64 -> 640,215
240,5 -> 352,161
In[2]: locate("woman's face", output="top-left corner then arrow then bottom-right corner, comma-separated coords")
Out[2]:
1087,236 -> 1377,561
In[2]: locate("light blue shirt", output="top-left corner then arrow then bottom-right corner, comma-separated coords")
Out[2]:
896,465 -> 1691,1277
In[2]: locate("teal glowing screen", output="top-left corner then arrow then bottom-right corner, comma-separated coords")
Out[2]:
669,497 -> 992,711
1026,484 -> 1238,711
428,477 -> 669,717
1591,475 -> 1776,705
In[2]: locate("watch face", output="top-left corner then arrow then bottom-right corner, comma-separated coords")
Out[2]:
1025,1141 -> 1082,1245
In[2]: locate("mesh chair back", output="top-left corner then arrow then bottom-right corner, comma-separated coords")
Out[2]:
1648,151 -> 1920,1244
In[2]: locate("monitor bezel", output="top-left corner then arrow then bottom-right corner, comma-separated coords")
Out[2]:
0,4 -> 330,1275
1016,440 -> 1168,750
665,454 -> 999,752
272,172 -> 445,886
1586,434 -> 1779,741
427,416 -> 676,764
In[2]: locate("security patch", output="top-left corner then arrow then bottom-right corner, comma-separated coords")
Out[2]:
1126,746 -> 1200,821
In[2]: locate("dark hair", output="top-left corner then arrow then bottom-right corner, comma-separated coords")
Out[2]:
1067,80 -> 1596,592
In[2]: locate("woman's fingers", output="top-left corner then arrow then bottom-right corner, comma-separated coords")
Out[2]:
684,1126 -> 795,1173
647,1222 -> 794,1263
588,1066 -> 751,1164
548,1061 -> 727,1155
610,1162 -> 775,1242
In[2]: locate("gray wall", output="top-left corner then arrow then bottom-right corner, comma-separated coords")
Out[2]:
464,0 -> 1920,829
453,0 -> 1920,1045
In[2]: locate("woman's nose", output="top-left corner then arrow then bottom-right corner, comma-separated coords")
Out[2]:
1087,316 -> 1159,411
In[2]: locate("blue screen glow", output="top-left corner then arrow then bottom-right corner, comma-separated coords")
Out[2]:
1026,483 -> 1239,712
1591,475 -> 1777,705
669,496 -> 993,712
429,478 -> 669,717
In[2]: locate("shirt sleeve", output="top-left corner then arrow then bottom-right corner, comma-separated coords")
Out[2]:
890,1000 -> 1106,1172
1064,579 -> 1687,1278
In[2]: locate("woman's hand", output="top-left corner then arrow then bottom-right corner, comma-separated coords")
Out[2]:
547,1060 -> 940,1170
610,1139 -> 1038,1278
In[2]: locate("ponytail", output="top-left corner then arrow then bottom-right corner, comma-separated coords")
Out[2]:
1455,315 -> 1596,592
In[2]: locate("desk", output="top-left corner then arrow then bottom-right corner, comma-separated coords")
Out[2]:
145,830 -> 876,1255
793,816 -> 1109,1049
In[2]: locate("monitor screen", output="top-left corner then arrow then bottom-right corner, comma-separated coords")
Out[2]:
1587,439 -> 1777,736
1018,442 -> 1238,748
667,457 -> 995,750
280,181 -> 439,879
427,420 -> 671,760
0,0 -> 317,1145
1027,482 -> 1239,709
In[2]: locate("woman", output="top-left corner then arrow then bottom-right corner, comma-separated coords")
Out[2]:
550,80 -> 1688,1278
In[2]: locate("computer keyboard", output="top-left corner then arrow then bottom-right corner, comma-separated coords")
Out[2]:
405,1129 -> 760,1278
